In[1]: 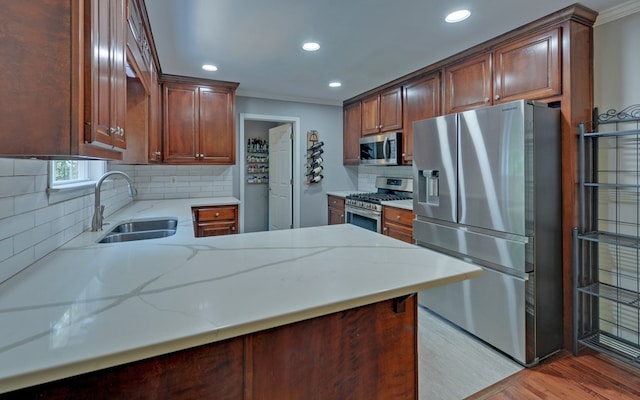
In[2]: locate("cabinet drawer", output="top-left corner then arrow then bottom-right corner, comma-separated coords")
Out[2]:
197,221 -> 237,237
328,195 -> 345,209
193,206 -> 237,221
383,206 -> 414,227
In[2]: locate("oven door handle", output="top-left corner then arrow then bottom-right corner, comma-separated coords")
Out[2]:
346,206 -> 381,219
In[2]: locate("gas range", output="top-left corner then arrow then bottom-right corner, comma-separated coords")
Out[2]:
345,177 -> 413,232
346,176 -> 413,211
345,192 -> 413,211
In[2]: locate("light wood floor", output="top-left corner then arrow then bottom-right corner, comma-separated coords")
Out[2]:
466,348 -> 640,399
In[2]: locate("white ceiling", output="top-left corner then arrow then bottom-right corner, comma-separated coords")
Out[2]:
145,0 -> 631,106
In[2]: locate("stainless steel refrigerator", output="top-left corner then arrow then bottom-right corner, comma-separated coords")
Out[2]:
412,100 -> 562,366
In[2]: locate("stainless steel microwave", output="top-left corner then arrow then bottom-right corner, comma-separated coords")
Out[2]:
359,132 -> 402,165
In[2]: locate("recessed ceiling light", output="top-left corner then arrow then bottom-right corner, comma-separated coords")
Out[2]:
445,9 -> 471,23
202,64 -> 218,71
302,42 -> 320,51
329,82 -> 342,88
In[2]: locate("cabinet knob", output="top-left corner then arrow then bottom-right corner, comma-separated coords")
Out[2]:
231,226 -> 236,231
397,215 -> 401,219
340,214 -> 344,218
494,95 -> 500,101
215,212 -> 220,217
484,97 -> 490,103
383,227 -> 388,232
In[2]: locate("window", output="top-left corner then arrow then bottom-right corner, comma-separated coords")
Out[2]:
49,160 -> 106,188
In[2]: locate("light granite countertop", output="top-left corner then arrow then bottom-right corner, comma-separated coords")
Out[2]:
0,198 -> 480,394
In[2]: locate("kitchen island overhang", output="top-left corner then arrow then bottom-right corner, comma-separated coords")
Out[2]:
0,200 -> 482,396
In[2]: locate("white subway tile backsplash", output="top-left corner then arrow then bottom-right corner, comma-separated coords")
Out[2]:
14,192 -> 49,214
0,176 -> 36,198
14,159 -> 47,176
0,197 -> 14,219
0,248 -> 35,284
0,212 -> 35,241
13,223 -> 51,254
0,237 -> 12,263
0,159 -> 14,177
35,202 -> 65,225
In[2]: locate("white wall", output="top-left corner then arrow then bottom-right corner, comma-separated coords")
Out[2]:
592,5 -> 640,345
594,7 -> 640,110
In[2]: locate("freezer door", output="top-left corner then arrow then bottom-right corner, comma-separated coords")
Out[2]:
458,101 -> 527,236
412,114 -> 457,223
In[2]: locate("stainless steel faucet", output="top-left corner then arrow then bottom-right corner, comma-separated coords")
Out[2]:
91,171 -> 136,231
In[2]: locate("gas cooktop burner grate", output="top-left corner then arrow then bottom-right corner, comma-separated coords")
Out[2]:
346,192 -> 412,204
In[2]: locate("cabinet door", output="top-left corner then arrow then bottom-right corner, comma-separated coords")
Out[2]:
361,94 -> 380,135
85,0 -> 115,147
163,84 -> 199,163
246,297 -> 417,399
403,73 -> 440,163
327,196 -> 345,225
493,28 -> 561,103
444,54 -> 492,113
379,86 -> 403,132
111,0 -> 127,150
199,87 -> 235,164
148,62 -> 163,162
85,0 -> 127,150
343,102 -> 361,165
383,206 -> 415,244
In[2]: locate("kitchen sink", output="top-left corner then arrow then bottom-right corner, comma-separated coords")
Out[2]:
97,218 -> 178,243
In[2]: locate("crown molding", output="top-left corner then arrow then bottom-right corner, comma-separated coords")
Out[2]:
595,0 -> 640,26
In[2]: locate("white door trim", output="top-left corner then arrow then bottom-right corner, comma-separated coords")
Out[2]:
239,113 -> 301,233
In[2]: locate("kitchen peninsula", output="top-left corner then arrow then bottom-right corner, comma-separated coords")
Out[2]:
0,199 -> 481,399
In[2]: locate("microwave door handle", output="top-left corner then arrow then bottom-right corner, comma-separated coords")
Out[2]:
383,137 -> 390,159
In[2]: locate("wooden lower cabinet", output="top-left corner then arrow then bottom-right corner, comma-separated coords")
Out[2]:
383,206 -> 415,244
328,195 -> 346,225
192,205 -> 238,237
3,296 -> 417,400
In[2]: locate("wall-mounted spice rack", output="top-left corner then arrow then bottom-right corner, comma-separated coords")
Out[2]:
306,131 -> 323,184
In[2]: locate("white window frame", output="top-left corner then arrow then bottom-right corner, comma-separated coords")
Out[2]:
47,160 -> 106,203
49,160 -> 106,189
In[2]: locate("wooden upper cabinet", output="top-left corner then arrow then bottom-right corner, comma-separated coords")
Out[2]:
493,28 -> 561,103
402,72 -> 441,163
163,84 -> 199,163
343,101 -> 361,165
362,86 -> 403,135
444,53 -> 492,114
84,0 -> 127,152
199,87 -> 236,164
162,78 -> 238,165
0,0 -> 130,159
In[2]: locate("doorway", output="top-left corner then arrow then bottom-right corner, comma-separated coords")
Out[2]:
239,113 -> 301,233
